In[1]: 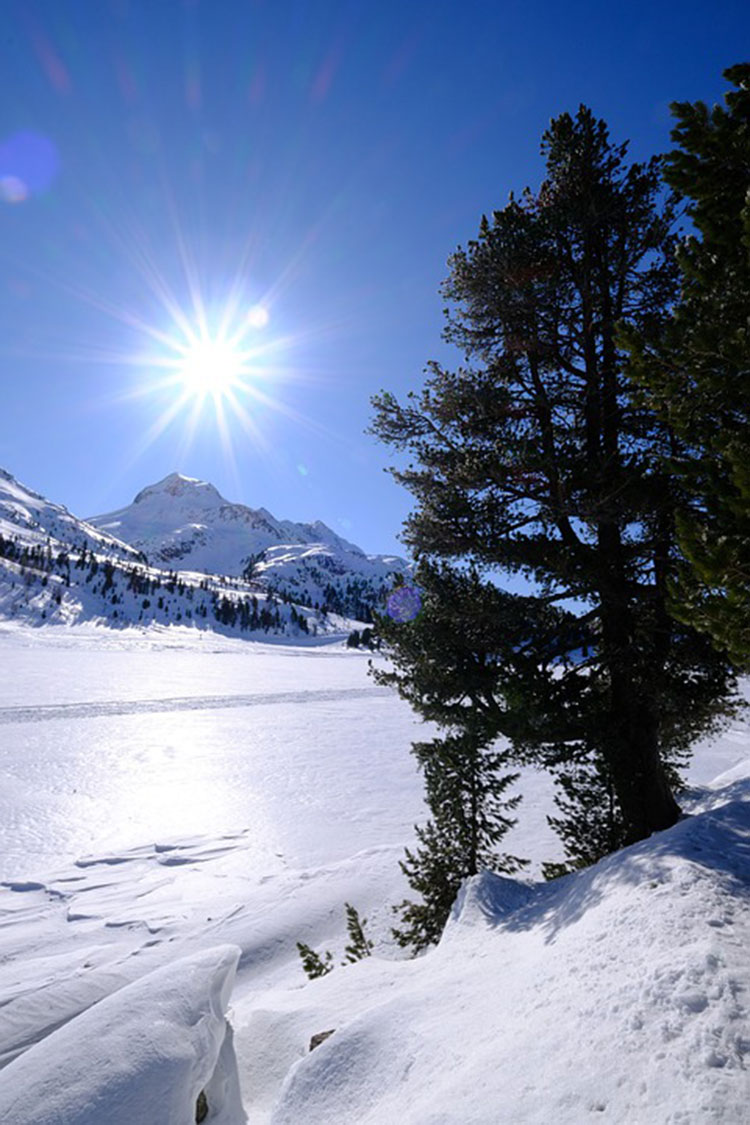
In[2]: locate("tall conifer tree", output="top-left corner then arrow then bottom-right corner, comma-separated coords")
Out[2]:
372,108 -> 735,872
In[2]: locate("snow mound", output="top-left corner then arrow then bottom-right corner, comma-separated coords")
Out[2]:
444,868 -> 536,935
0,944 -> 243,1125
271,782 -> 750,1124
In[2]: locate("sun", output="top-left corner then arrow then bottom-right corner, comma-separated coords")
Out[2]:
108,256 -> 306,470
177,337 -> 245,397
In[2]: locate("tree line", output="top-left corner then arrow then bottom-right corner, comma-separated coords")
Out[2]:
0,532 -> 315,637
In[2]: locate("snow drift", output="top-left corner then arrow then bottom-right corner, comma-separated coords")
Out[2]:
0,945 -> 243,1125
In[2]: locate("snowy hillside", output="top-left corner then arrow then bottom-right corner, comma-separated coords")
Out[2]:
0,626 -> 749,1122
0,468 -> 364,639
0,467 -> 141,564
90,472 -> 410,618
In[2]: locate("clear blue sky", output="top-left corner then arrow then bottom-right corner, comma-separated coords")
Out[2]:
0,1 -> 746,555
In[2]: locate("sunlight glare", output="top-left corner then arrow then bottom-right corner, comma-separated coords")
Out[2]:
178,337 -> 243,397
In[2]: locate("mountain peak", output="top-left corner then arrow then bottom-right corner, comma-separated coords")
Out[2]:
133,473 -> 223,506
87,471 -> 410,615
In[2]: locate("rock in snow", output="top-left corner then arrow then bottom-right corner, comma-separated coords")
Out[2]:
0,945 -> 244,1125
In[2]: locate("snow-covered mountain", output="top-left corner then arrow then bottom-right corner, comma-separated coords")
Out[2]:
0,468 -> 346,639
89,472 -> 410,618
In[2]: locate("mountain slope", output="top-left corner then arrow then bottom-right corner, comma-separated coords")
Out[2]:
0,468 -> 142,565
89,472 -> 409,617
0,468 -> 339,639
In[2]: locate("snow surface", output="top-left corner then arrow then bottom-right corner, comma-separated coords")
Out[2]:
272,790 -> 750,1123
0,944 -> 242,1125
1,623 -> 749,1123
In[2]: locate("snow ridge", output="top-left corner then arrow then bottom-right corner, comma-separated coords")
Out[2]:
272,782 -> 750,1124
0,945 -> 243,1125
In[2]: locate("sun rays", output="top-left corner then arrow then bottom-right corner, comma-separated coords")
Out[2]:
1,133 -> 352,495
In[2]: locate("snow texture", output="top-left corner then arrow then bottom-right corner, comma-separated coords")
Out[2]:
272,790 -> 750,1124
0,944 -> 243,1125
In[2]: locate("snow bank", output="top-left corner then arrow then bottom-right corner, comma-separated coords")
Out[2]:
0,944 -> 243,1125
269,783 -> 750,1124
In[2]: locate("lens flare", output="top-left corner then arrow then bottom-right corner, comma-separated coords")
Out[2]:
0,175 -> 28,204
0,130 -> 59,197
386,585 -> 422,622
246,305 -> 270,329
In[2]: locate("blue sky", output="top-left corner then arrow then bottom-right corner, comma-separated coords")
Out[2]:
0,0 -> 747,555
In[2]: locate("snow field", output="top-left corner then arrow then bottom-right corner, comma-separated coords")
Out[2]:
0,624 -> 749,1122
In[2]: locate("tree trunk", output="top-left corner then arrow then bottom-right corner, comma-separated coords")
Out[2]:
604,702 -> 681,842
599,577 -> 682,842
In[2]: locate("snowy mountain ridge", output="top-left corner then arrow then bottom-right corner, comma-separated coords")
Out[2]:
89,471 -> 410,618
0,468 -> 142,566
0,468 -> 358,639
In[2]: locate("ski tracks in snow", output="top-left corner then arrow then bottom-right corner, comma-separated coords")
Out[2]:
0,686 -> 390,725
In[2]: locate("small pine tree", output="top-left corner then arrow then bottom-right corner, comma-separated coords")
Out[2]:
342,904 -> 374,963
373,562 -> 529,952
392,727 -> 525,952
296,942 -> 333,979
296,904 -> 373,980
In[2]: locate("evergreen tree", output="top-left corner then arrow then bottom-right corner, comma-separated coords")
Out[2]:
372,108 -> 735,868
374,563 -> 529,950
296,941 -> 333,979
625,64 -> 750,667
342,904 -> 374,963
296,903 -> 373,980
393,724 -> 526,951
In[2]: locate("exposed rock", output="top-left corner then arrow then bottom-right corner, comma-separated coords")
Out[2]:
309,1029 -> 335,1052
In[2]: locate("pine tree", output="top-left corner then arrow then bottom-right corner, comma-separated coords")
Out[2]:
342,904 -> 374,963
371,108 -> 735,869
373,562 -> 529,950
296,904 -> 373,980
393,725 -> 526,951
296,941 -> 333,979
625,64 -> 750,667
